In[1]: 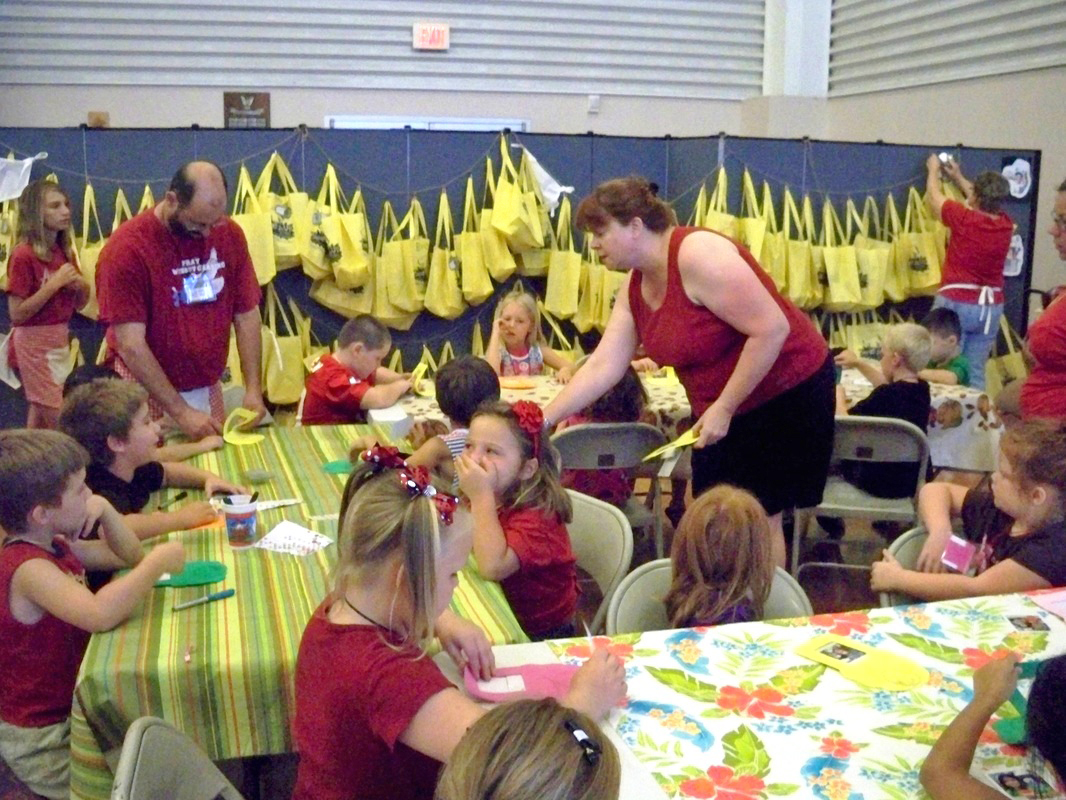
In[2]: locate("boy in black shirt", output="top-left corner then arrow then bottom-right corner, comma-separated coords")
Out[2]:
834,323 -> 932,499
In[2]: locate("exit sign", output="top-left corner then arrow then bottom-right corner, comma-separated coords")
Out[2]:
412,22 -> 450,51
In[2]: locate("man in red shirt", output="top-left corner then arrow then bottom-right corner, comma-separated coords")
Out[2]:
96,161 -> 266,440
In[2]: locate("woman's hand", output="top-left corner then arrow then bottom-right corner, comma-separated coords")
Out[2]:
870,550 -> 906,592
693,401 -> 733,447
437,610 -> 495,681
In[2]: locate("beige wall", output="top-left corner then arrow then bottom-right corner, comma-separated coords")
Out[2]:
825,66 -> 1066,293
0,85 -> 742,139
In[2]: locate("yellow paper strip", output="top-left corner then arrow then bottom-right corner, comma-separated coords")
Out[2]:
223,408 -> 265,446
642,427 -> 699,461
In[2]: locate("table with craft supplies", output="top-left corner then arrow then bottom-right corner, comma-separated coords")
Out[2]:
399,372 -> 695,439
841,369 -> 1002,473
444,592 -> 1066,800
69,424 -> 527,800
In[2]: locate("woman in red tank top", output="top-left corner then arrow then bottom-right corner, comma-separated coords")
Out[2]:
544,177 -> 833,568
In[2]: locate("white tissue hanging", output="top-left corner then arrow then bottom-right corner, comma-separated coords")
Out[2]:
517,146 -> 573,213
0,152 -> 48,202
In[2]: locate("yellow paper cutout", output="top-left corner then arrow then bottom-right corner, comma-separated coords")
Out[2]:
223,408 -> 264,446
644,366 -> 681,387
642,428 -> 700,462
410,361 -> 433,397
795,634 -> 928,691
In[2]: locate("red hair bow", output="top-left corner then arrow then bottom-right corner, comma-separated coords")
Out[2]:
512,400 -> 544,459
398,465 -> 459,526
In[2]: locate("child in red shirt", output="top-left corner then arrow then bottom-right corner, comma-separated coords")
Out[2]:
458,400 -> 579,640
298,314 -> 411,425
6,180 -> 90,428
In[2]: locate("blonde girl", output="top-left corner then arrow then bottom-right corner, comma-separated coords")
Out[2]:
872,418 -> 1066,601
457,400 -> 579,640
293,446 -> 625,800
663,485 -> 775,628
484,287 -> 575,381
435,698 -> 621,800
7,180 -> 89,428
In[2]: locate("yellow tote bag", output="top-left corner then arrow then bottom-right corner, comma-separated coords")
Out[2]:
704,167 -> 737,239
471,319 -> 486,357
881,194 -> 910,303
260,284 -> 304,405
255,152 -> 310,270
137,184 -> 155,213
985,315 -> 1029,400
846,197 -> 888,311
455,178 -> 493,305
899,187 -> 942,296
596,268 -> 628,333
480,158 -> 518,282
385,197 -> 429,313
305,165 -> 369,287
573,233 -> 604,334
491,137 -> 544,252
111,187 -> 134,234
424,190 -> 466,320
687,183 -> 708,227
230,164 -> 277,286
783,190 -> 819,310
287,297 -> 329,373
735,169 -> 767,262
369,201 -> 418,330
544,196 -> 582,319
308,277 -> 373,319
758,182 -> 787,293
817,197 -> 862,312
73,183 -> 104,320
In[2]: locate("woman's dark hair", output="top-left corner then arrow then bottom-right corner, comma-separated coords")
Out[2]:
971,171 -> 1009,214
575,176 -> 676,233
1026,654 -> 1066,784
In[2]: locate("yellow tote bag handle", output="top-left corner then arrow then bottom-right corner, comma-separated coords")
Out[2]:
112,188 -> 134,233
434,189 -> 455,250
555,195 -> 574,252
462,176 -> 480,234
883,193 -> 903,238
232,165 -> 263,214
740,169 -> 759,217
761,182 -> 779,233
708,167 -> 729,215
82,183 -> 103,245
688,183 -> 708,227
137,184 -> 155,213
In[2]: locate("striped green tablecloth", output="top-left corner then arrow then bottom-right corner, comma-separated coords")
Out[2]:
70,424 -> 527,800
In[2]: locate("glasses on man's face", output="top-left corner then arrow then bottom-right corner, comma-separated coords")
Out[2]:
1052,214 -> 1066,232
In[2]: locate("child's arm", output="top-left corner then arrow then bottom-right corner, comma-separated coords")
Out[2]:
835,349 -> 887,386
120,502 -> 220,541
373,366 -> 409,384
835,385 -> 850,415
916,482 -> 971,573
7,262 -> 82,325
359,378 -> 412,410
156,435 -> 224,462
456,453 -> 520,581
484,318 -> 504,375
12,540 -> 185,633
542,346 -> 575,383
918,367 -> 959,386
405,435 -> 454,477
870,550 -> 1050,601
436,608 -> 494,680
162,461 -> 246,497
68,495 -> 143,570
920,655 -> 1019,800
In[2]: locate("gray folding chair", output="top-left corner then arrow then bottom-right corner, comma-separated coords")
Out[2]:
792,416 -> 929,578
764,567 -> 814,619
566,489 -> 634,633
552,422 -> 670,556
111,716 -> 244,800
878,526 -> 929,608
606,558 -> 672,635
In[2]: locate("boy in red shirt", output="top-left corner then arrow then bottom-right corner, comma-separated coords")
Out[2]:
298,315 -> 412,425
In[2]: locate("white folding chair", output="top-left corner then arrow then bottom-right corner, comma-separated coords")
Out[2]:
764,567 -> 814,619
552,422 -> 670,557
111,716 -> 244,800
566,489 -> 634,633
792,416 -> 930,577
606,558 -> 672,635
878,526 -> 929,608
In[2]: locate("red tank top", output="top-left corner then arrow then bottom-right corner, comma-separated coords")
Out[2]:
0,538 -> 91,727
629,227 -> 827,417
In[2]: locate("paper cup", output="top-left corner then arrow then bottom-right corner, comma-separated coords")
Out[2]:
223,495 -> 258,549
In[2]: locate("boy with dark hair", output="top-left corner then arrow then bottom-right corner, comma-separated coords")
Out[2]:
0,430 -> 184,799
920,307 -> 970,386
298,315 -> 412,426
406,355 -> 501,484
58,379 -> 243,540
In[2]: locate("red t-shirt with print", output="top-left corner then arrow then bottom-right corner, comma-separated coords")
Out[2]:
299,354 -> 377,425
6,242 -> 81,326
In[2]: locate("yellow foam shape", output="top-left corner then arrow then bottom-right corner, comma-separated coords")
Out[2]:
645,366 -> 681,386
410,362 -> 434,397
795,634 -> 928,691
223,408 -> 264,446
642,427 -> 699,461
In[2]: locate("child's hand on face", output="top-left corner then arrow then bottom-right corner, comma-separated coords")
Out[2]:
456,453 -> 494,504
869,550 -> 905,591
567,644 -> 628,720
174,501 -> 219,530
80,494 -> 112,539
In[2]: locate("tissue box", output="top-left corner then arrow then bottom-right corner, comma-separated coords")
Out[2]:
366,406 -> 414,440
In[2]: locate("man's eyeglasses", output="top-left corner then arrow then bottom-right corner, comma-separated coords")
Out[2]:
1052,214 -> 1066,231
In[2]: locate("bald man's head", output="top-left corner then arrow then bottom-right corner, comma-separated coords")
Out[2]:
164,161 -> 229,238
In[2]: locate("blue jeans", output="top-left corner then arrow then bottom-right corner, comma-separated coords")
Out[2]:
932,294 -> 1003,390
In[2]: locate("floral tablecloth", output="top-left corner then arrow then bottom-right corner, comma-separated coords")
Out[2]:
506,593 -> 1066,800
842,369 -> 1002,473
